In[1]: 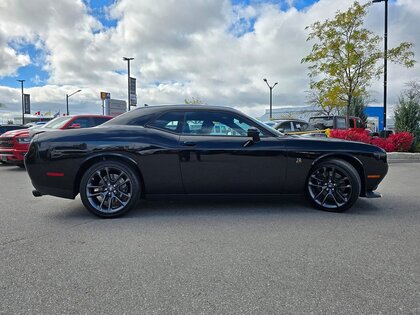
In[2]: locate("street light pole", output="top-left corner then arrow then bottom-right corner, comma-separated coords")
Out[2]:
373,0 -> 388,130
66,89 -> 82,116
123,57 -> 134,111
17,79 -> 25,125
263,78 -> 278,120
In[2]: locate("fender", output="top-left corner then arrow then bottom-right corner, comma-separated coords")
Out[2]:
311,152 -> 366,196
312,152 -> 364,168
73,152 -> 146,198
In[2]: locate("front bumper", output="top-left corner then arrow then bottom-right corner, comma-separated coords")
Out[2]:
364,190 -> 382,198
0,148 -> 26,164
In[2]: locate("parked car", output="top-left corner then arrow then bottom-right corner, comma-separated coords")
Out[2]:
264,119 -> 326,138
26,105 -> 388,218
308,116 -> 365,130
266,119 -> 326,138
0,124 -> 26,135
0,125 -> 27,164
0,115 -> 112,166
25,121 -> 47,128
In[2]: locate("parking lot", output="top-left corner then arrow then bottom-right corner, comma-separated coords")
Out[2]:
1,162 -> 419,314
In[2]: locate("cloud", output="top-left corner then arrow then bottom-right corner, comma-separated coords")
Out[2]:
0,31 -> 31,77
0,0 -> 419,120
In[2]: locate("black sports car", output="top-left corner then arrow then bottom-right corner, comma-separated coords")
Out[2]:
25,105 -> 388,218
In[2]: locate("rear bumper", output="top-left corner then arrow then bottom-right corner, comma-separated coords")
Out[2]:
25,141 -> 78,200
30,182 -> 75,199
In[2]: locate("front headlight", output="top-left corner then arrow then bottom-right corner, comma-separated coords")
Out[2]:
17,137 -> 32,143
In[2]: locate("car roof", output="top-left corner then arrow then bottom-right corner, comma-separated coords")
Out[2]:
131,104 -> 241,114
270,119 -> 308,123
310,116 -> 359,119
65,114 -> 113,118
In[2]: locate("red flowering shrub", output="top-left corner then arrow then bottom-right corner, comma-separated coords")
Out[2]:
371,137 -> 396,152
329,128 -> 371,144
329,129 -> 414,152
387,132 -> 414,152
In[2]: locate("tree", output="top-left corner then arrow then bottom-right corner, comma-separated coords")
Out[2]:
184,97 -> 205,105
302,1 -> 415,120
306,87 -> 340,116
394,82 -> 420,149
341,96 -> 368,124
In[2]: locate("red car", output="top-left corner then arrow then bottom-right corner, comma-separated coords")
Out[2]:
0,115 -> 112,166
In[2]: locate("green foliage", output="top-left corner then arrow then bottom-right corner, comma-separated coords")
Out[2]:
302,1 -> 415,114
184,97 -> 205,105
348,96 -> 368,124
394,82 -> 420,149
306,87 -> 340,115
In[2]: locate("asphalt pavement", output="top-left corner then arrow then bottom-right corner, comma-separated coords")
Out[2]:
0,162 -> 419,314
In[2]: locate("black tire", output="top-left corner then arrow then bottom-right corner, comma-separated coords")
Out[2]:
80,160 -> 141,218
305,159 -> 361,212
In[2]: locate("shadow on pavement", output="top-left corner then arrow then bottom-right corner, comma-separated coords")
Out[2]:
0,163 -> 15,167
0,164 -> 26,171
50,194 -> 384,221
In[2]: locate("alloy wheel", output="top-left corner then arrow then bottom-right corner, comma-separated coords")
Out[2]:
307,165 -> 353,209
86,166 -> 132,214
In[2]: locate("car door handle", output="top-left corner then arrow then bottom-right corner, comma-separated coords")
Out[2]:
182,141 -> 197,147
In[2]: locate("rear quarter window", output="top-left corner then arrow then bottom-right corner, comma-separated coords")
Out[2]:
148,111 -> 184,133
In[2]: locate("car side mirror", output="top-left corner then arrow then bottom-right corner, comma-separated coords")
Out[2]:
68,123 -> 81,129
247,128 -> 260,142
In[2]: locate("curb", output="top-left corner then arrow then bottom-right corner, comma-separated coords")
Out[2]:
387,152 -> 420,163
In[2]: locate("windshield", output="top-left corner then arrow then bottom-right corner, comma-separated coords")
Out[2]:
42,117 -> 73,129
263,124 -> 283,136
250,117 -> 283,136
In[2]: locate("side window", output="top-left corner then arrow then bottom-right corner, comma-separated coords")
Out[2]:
277,122 -> 291,132
183,111 -> 263,136
69,117 -> 94,128
293,122 -> 305,131
93,117 -> 110,126
336,118 -> 347,129
148,111 -> 184,133
300,123 -> 309,131
349,119 -> 355,128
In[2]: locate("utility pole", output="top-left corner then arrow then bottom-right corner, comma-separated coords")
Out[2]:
17,79 -> 25,125
373,0 -> 388,130
123,57 -> 134,111
66,89 -> 81,116
263,78 -> 278,120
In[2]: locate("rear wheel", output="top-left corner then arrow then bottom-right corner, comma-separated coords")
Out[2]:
80,161 -> 140,218
306,159 -> 361,212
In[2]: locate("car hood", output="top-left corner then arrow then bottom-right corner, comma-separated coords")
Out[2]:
28,127 -> 60,137
1,128 -> 29,138
285,134 -> 386,153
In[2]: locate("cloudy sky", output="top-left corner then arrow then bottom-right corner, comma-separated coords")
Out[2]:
0,0 -> 419,121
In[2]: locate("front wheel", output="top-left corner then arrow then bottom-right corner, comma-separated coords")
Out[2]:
80,161 -> 140,218
306,159 -> 361,212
